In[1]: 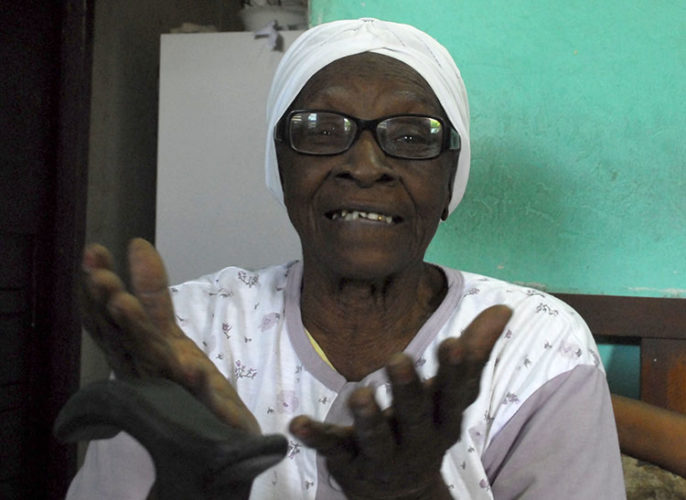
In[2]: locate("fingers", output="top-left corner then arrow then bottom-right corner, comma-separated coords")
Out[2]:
433,305 -> 512,437
128,238 -> 169,297
289,415 -> 355,460
82,268 -> 125,310
80,240 -> 179,377
289,387 -> 398,464
386,354 -> 432,447
458,305 -> 513,361
81,244 -> 122,317
79,240 -> 261,433
83,243 -> 115,272
190,362 -> 262,434
81,243 -> 124,318
107,292 -> 168,357
103,292 -> 161,377
348,387 -> 395,461
127,238 -> 179,335
80,248 -> 134,374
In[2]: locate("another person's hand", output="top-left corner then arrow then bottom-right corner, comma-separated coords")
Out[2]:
81,238 -> 260,434
289,305 -> 512,500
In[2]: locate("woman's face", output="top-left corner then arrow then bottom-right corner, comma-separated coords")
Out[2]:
276,53 -> 458,281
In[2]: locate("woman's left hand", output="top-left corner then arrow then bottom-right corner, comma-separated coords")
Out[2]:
289,305 -> 512,500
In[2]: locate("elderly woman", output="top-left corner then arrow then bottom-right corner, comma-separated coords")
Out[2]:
69,18 -> 624,499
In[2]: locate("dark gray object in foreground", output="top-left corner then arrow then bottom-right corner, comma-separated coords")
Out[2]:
54,377 -> 288,499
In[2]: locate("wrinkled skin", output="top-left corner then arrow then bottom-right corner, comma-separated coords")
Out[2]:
81,240 -> 509,499
277,53 -> 464,383
290,306 -> 511,500
278,54 -> 458,286
80,53 -> 513,499
277,54 -> 513,498
81,239 -> 260,435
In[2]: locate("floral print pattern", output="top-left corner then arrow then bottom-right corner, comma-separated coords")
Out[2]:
164,262 -> 607,499
233,360 -> 257,379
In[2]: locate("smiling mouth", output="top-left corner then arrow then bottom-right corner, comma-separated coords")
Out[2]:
326,209 -> 401,224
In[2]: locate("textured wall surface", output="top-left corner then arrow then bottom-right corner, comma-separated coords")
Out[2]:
310,0 -> 685,396
310,0 -> 684,298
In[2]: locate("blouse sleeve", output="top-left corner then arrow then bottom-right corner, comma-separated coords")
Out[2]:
481,364 -> 626,499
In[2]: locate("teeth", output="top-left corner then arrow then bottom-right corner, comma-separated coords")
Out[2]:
330,210 -> 395,224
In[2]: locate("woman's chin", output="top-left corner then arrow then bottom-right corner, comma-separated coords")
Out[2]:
314,248 -> 421,283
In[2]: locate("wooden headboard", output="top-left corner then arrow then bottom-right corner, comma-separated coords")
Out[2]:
553,294 -> 686,414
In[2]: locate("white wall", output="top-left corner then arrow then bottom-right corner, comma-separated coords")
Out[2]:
82,0 -> 242,390
156,31 -> 302,285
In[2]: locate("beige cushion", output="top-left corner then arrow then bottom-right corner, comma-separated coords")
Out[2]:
622,454 -> 686,500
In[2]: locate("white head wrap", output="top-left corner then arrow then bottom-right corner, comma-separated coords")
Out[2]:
265,18 -> 470,215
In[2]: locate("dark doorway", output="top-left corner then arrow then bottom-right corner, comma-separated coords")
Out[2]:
0,1 -> 93,497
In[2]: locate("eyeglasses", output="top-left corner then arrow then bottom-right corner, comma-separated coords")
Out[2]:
275,110 -> 461,160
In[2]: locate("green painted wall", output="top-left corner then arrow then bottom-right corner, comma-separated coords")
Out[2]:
310,0 -> 685,397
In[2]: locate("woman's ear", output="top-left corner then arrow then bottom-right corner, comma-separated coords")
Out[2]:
441,152 -> 459,221
275,144 -> 286,189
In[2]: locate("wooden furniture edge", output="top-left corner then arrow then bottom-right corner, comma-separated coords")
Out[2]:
552,293 -> 685,413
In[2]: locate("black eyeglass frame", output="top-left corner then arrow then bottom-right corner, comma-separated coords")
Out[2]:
274,109 -> 461,160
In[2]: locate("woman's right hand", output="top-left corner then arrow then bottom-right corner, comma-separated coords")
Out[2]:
80,238 -> 260,435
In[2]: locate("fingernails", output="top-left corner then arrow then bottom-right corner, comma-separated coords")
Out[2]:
348,387 -> 377,417
289,416 -> 312,438
386,353 -> 414,383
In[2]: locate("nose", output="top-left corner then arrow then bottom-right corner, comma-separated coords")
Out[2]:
334,130 -> 397,187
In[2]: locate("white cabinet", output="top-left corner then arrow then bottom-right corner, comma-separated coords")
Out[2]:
156,31 -> 302,284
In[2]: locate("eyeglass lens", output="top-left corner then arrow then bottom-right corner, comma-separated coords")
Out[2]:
288,111 -> 445,159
